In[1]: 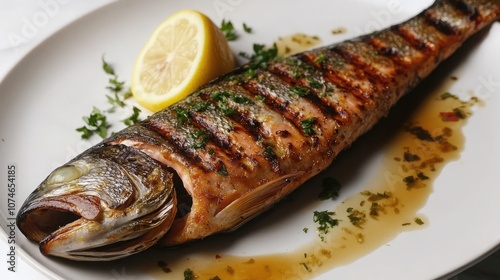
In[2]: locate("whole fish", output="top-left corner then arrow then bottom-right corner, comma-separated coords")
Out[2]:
17,0 -> 500,261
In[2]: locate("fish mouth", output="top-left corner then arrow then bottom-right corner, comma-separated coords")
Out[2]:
18,194 -> 101,243
17,144 -> 179,261
18,192 -> 176,261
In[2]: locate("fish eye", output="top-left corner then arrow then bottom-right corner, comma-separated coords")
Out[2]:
46,164 -> 88,184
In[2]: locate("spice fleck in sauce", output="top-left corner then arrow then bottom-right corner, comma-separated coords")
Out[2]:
147,76 -> 478,279
275,33 -> 322,56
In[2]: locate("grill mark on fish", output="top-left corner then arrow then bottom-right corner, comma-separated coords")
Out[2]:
314,48 -> 376,107
193,84 -> 295,174
267,55 -> 351,124
300,53 -> 367,123
368,29 -> 424,69
144,113 -> 215,172
424,9 -> 461,36
424,0 -> 480,36
241,75 -> 304,135
450,0 -> 480,19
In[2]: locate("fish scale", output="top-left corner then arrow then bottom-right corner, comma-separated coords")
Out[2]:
17,0 -> 500,261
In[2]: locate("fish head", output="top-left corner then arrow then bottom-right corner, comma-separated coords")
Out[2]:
17,144 -> 177,261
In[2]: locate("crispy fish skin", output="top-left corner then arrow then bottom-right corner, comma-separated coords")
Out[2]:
17,0 -> 500,260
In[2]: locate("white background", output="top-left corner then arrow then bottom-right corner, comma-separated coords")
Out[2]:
1,1 -> 499,279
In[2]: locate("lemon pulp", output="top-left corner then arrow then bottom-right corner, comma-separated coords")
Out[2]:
131,10 -> 236,112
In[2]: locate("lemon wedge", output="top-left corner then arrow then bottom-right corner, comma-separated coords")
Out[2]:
131,10 -> 237,112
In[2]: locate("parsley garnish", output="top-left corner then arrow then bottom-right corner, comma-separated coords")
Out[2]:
211,91 -> 250,116
314,54 -> 326,64
347,208 -> 366,227
189,101 -> 211,112
102,57 -> 131,111
243,23 -> 252,33
77,57 -> 140,139
184,268 -> 195,280
263,145 -> 276,159
313,210 -> 338,240
101,57 -> 115,75
76,107 -> 109,139
405,125 -> 434,142
291,86 -> 311,97
220,19 -> 237,41
438,92 -> 458,100
300,117 -> 317,136
403,150 -> 421,162
217,163 -> 228,176
239,43 -> 279,70
189,129 -> 210,149
414,217 -> 425,225
318,177 -> 342,200
175,106 -> 190,125
123,106 -> 142,126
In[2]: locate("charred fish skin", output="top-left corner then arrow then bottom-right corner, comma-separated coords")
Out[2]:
16,0 -> 500,261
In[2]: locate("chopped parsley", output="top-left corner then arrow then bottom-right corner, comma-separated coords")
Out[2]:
417,171 -> 429,180
211,91 -> 251,116
403,150 -> 420,162
189,100 -> 211,112
313,210 -> 338,240
263,145 -> 276,159
123,106 -> 142,126
184,268 -> 195,280
76,107 -> 109,139
220,19 -> 237,41
362,191 -> 391,202
369,202 -> 383,217
300,118 -> 317,136
189,129 -> 211,149
405,125 -> 434,142
78,57 -> 137,139
347,208 -> 366,227
318,177 -> 342,200
414,217 -> 425,225
175,106 -> 190,125
102,56 -> 131,111
101,56 -> 115,75
314,54 -> 326,64
217,163 -> 228,176
291,86 -> 311,97
243,23 -> 252,33
403,172 -> 429,188
308,80 -> 323,89
438,92 -> 458,100
403,175 -> 417,187
239,43 -> 279,71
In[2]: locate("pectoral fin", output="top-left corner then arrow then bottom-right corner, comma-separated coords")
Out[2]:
213,172 -> 303,231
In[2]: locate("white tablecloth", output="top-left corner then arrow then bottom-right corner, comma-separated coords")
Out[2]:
1,1 -> 498,279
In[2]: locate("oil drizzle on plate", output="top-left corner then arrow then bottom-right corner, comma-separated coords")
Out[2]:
147,77 -> 478,279
275,33 -> 322,56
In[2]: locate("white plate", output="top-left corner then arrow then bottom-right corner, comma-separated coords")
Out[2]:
1,0 -> 500,279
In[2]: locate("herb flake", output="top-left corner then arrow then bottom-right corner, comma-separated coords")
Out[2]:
313,210 -> 339,239
318,177 -> 342,200
220,19 -> 237,41
76,107 -> 109,139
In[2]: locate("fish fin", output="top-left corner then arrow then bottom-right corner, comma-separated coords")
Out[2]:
213,172 -> 303,230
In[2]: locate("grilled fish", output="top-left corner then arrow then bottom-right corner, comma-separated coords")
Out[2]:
17,0 -> 500,261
